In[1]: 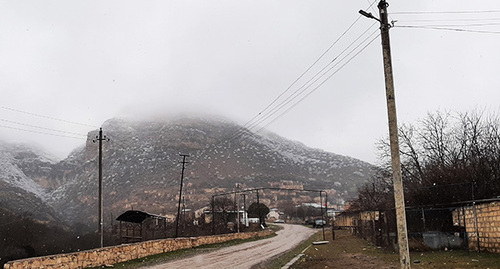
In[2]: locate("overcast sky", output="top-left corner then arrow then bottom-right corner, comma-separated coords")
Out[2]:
1,0 -> 499,164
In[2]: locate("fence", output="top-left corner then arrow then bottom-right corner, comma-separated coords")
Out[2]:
338,199 -> 500,253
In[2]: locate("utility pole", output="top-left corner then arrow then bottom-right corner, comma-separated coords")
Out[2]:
320,191 -> 325,241
242,193 -> 247,227
175,154 -> 190,238
182,196 -> 186,231
360,1 -> 411,268
325,192 -> 328,225
236,192 -> 240,233
256,189 -> 262,227
211,195 -> 215,235
93,127 -> 108,248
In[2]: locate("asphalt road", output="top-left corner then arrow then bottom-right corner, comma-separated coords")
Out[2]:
143,224 -> 315,269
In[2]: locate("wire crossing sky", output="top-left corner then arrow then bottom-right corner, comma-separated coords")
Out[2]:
0,0 -> 499,163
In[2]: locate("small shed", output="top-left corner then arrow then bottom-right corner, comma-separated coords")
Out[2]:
116,210 -> 168,243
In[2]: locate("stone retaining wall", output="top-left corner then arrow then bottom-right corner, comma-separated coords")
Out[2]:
4,230 -> 273,269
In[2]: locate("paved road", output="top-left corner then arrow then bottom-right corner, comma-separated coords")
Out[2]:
143,224 -> 315,269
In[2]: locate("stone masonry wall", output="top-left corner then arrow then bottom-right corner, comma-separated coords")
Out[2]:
453,201 -> 500,253
4,230 -> 273,269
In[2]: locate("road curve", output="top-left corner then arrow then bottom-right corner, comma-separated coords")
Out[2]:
143,224 -> 315,269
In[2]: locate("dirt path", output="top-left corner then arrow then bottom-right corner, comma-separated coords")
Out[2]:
143,224 -> 315,269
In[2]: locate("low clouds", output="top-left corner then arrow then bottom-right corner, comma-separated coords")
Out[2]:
0,0 -> 499,163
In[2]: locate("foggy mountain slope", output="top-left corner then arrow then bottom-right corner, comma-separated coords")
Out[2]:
0,142 -> 60,222
46,116 -> 374,226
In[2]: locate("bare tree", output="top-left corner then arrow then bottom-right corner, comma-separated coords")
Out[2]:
355,109 -> 500,209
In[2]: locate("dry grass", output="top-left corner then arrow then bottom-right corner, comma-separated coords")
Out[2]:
290,229 -> 500,269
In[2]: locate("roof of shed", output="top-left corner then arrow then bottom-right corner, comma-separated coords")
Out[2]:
116,210 -> 165,223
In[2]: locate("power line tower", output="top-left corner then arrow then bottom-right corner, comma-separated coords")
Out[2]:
175,154 -> 190,238
93,127 -> 109,248
360,1 -> 411,268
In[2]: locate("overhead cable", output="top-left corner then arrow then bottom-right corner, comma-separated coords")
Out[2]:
0,106 -> 98,128
246,26 -> 380,134
0,124 -> 86,139
255,33 -> 381,133
0,118 -> 87,137
230,8 -> 378,142
395,25 -> 500,34
391,10 -> 500,15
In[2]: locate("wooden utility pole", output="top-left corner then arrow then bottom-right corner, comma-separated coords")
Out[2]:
93,127 -> 108,248
175,154 -> 190,238
360,1 -> 411,268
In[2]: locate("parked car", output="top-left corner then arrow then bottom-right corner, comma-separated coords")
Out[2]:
274,219 -> 285,223
305,219 -> 315,226
313,219 -> 326,228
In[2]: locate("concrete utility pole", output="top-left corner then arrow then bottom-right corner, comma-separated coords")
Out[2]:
175,154 -> 190,238
236,192 -> 240,233
211,195 -> 216,235
256,189 -> 262,227
320,191 -> 325,241
93,127 -> 108,248
360,1 -> 411,268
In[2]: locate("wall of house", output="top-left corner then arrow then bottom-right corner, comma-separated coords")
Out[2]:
335,211 -> 380,227
335,212 -> 359,227
4,230 -> 273,269
453,201 -> 500,253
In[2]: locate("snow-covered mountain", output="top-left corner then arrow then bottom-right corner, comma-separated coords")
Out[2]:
0,142 -> 59,222
45,117 -> 373,226
0,116 -> 374,228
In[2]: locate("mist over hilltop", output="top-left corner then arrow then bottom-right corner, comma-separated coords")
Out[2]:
1,116 -> 374,229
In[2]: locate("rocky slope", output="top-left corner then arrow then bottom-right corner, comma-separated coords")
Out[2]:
1,116 -> 374,229
46,117 -> 373,226
0,142 -> 60,222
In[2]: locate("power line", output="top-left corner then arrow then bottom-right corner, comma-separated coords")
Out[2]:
367,0 -> 378,14
396,22 -> 500,27
190,30 -> 380,171
226,1 -> 380,144
0,124 -> 86,140
234,15 -> 366,140
393,18 -> 500,23
0,106 -> 98,128
395,25 -> 500,34
189,30 -> 381,175
0,118 -> 87,137
239,24 -> 378,136
391,10 -> 500,15
230,23 -> 378,143
185,1 -> 385,170
255,33 -> 381,133
249,27 -> 380,134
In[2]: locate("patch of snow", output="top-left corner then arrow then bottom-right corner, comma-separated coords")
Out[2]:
0,152 -> 47,200
353,171 -> 365,177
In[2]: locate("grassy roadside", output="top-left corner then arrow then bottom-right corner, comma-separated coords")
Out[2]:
290,229 -> 500,269
87,227 -> 280,269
